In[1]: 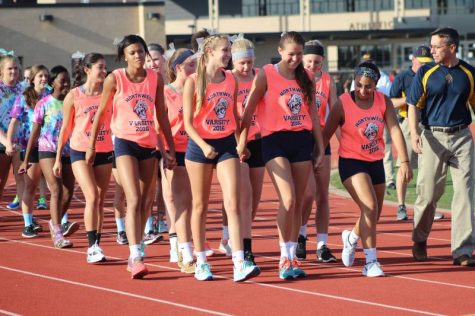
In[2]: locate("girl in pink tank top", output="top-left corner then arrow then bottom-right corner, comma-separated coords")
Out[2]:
323,62 -> 412,277
183,34 -> 260,282
54,53 -> 112,263
87,35 -> 176,279
300,40 -> 339,263
239,31 -> 324,280
220,36 -> 265,265
161,47 -> 197,271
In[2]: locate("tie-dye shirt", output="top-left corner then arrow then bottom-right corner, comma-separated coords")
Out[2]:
33,94 -> 70,155
10,91 -> 50,150
0,80 -> 25,149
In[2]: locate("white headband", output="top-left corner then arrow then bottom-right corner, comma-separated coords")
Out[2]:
232,49 -> 254,61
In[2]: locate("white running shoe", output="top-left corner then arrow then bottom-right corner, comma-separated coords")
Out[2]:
87,244 -> 106,263
170,248 -> 178,263
218,239 -> 232,256
194,262 -> 213,281
362,261 -> 385,277
341,230 -> 357,267
233,260 -> 260,282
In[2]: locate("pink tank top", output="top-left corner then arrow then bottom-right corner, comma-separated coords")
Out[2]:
315,71 -> 331,129
191,71 -> 237,139
70,86 -> 112,152
258,64 -> 313,137
111,68 -> 158,148
236,68 -> 261,141
338,91 -> 386,161
164,84 -> 187,152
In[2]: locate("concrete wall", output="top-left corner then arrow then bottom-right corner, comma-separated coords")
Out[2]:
0,3 -> 165,71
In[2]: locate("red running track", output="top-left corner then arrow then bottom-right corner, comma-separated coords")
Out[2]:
1,173 -> 475,316
1,132 -> 475,315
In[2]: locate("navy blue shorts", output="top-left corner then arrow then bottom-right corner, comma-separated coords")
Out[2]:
39,151 -> 71,164
244,139 -> 265,168
20,148 -> 39,163
261,130 -> 314,164
114,137 -> 156,161
338,157 -> 385,185
324,144 -> 331,156
70,148 -> 114,166
185,133 -> 238,165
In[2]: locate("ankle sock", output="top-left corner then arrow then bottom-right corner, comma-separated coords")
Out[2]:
222,226 -> 229,241
169,233 -> 178,250
144,216 -> 154,233
61,213 -> 68,225
115,217 -> 125,233
87,230 -> 97,247
23,213 -> 33,227
364,248 -> 377,264
280,242 -> 289,260
179,242 -> 193,263
317,233 -> 328,249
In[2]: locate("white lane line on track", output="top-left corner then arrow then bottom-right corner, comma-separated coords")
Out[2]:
0,201 -> 464,290
0,237 -> 448,315
0,265 -> 232,316
251,233 -> 475,290
0,309 -> 21,316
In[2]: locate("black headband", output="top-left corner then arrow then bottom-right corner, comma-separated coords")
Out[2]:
304,45 -> 324,57
172,49 -> 194,72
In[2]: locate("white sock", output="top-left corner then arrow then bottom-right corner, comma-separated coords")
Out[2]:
61,213 -> 68,224
179,242 -> 193,263
364,248 -> 377,264
317,233 -> 328,249
195,251 -> 207,265
299,225 -> 307,237
280,242 -> 289,259
129,244 -> 141,259
288,242 -> 297,260
222,226 -> 229,241
349,230 -> 360,246
232,250 -> 244,267
144,216 -> 154,233
115,217 -> 125,232
170,235 -> 178,250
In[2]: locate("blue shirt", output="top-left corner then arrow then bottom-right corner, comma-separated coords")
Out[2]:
407,60 -> 475,127
390,67 -> 416,118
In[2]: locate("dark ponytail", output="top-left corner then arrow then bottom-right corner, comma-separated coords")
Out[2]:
72,52 -> 104,88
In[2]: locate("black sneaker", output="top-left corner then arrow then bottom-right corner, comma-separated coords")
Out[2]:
387,182 -> 396,190
396,205 -> 408,221
22,225 -> 38,238
317,244 -> 337,263
62,221 -> 79,237
245,251 -> 256,265
296,235 -> 307,260
116,231 -> 129,245
32,217 -> 43,232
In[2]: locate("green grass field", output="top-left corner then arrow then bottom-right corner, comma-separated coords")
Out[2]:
330,168 -> 454,210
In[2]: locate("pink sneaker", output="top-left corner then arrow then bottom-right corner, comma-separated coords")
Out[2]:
127,257 -> 149,279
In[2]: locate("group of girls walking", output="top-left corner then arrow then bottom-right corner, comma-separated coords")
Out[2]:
0,28 -> 411,281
